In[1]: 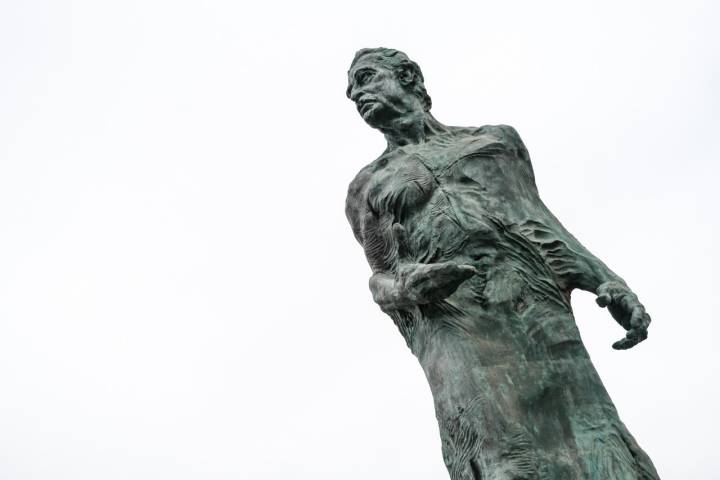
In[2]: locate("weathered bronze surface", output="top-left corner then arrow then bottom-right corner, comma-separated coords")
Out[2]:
345,48 -> 659,479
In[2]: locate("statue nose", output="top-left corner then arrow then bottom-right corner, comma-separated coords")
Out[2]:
350,89 -> 362,102
350,86 -> 369,103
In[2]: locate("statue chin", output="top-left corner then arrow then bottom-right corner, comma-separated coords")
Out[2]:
359,103 -> 401,131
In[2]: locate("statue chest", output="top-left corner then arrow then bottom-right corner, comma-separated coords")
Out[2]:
365,137 -> 517,222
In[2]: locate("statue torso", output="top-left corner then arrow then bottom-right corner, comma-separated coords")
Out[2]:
359,125 -> 540,272
351,125 -> 580,364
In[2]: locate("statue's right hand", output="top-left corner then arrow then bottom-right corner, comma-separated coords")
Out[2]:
392,224 -> 477,307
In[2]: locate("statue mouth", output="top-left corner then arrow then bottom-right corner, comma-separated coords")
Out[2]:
358,99 -> 379,117
357,96 -> 378,114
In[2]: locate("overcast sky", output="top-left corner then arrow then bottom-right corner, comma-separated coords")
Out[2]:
1,1 -> 719,478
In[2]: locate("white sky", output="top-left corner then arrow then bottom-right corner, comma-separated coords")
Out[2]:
1,1 -> 718,478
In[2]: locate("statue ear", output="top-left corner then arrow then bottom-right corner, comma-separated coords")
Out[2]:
398,66 -> 414,86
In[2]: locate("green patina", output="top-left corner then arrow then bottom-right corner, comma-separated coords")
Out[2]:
345,48 -> 659,480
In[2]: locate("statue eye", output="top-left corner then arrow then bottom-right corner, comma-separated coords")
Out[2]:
357,70 -> 374,85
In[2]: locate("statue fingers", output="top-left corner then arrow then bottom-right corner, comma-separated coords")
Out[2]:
612,333 -> 640,350
410,263 -> 477,302
392,223 -> 411,261
428,262 -> 477,283
612,336 -> 636,350
612,324 -> 648,350
456,264 -> 478,278
596,293 -> 612,308
641,312 -> 652,331
630,305 -> 645,329
595,282 -> 614,307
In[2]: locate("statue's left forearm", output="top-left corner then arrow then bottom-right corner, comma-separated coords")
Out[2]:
523,201 -> 628,294
575,254 -> 626,293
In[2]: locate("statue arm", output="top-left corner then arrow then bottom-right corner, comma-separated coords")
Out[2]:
498,125 -> 624,292
345,171 -> 476,312
520,202 -> 626,294
366,228 -> 477,312
526,197 -> 652,349
345,167 -> 405,310
505,125 -> 652,349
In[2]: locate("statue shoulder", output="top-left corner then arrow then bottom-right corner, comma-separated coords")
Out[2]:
345,161 -> 379,244
447,124 -> 526,151
469,124 -> 532,162
466,124 -> 537,189
346,162 -> 375,200
346,151 -> 395,197
468,124 -> 525,146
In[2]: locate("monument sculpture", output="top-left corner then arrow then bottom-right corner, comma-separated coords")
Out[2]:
344,48 -> 659,479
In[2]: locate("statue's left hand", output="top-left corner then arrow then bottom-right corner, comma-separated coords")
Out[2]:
596,281 -> 651,350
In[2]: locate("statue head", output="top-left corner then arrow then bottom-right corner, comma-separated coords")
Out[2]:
346,48 -> 432,131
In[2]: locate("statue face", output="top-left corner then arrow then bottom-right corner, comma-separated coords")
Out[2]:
347,57 -> 424,130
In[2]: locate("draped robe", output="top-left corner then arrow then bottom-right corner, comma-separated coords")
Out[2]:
345,125 -> 659,480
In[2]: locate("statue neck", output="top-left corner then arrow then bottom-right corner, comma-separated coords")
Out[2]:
382,112 -> 449,150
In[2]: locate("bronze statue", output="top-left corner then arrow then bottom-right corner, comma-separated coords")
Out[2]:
345,48 -> 659,479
